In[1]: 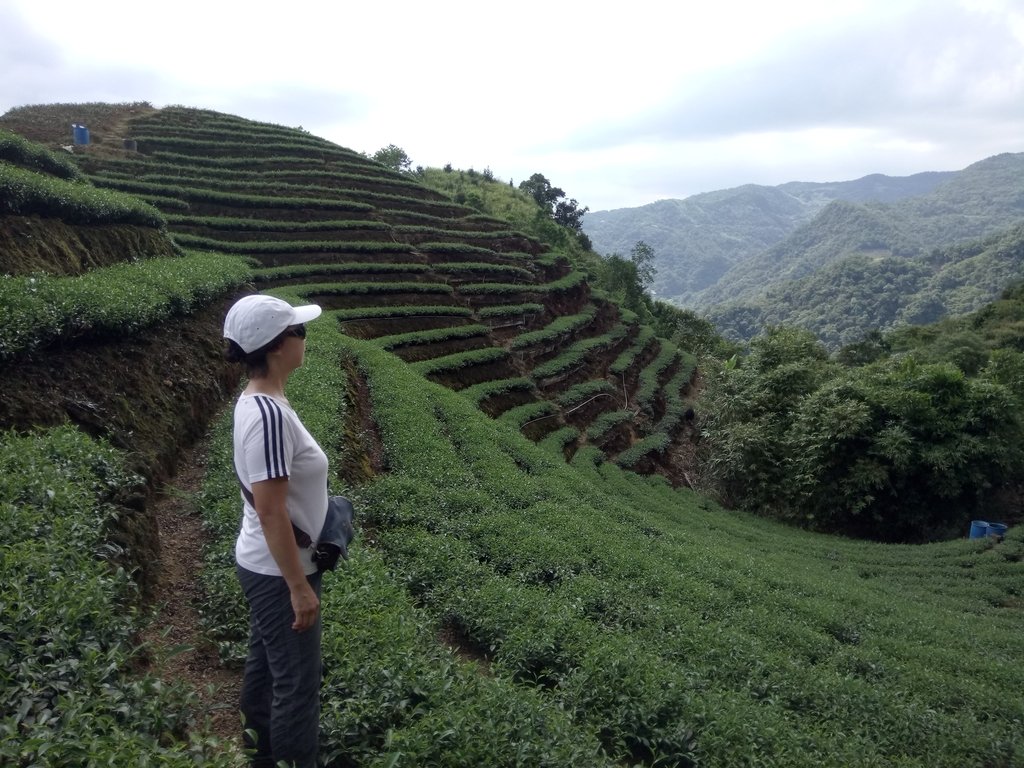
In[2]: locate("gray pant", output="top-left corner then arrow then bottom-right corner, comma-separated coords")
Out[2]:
237,565 -> 323,768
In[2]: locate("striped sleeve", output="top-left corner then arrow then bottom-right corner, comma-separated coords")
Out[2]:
245,395 -> 291,480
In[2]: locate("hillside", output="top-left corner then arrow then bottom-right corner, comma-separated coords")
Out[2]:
1,104 -> 1022,767
583,170 -> 955,305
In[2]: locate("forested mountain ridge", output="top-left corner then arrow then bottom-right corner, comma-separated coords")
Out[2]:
583,169 -> 956,304
704,221 -> 1024,347
696,152 -> 1024,312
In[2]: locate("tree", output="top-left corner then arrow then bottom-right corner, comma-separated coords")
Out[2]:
836,329 -> 890,367
697,326 -> 1024,542
553,198 -> 589,232
519,172 -> 589,232
601,254 -> 645,313
786,357 -> 1024,540
519,173 -> 564,209
372,144 -> 412,173
630,240 -> 656,293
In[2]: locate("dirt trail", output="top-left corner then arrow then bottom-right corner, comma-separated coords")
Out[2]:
140,440 -> 244,752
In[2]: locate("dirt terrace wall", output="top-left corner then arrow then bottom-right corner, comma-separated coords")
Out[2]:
0,301 -> 239,596
0,215 -> 178,275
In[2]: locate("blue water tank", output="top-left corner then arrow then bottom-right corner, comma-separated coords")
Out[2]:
969,520 -> 989,539
987,522 -> 1008,538
72,124 -> 90,145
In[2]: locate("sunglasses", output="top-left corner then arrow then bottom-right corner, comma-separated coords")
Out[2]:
284,324 -> 307,339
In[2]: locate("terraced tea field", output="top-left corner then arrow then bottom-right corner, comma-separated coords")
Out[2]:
1,105 -> 1020,767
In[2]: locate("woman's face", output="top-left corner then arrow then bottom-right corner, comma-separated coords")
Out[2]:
279,324 -> 307,369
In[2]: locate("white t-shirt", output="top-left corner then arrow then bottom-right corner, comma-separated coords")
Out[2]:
233,392 -> 328,576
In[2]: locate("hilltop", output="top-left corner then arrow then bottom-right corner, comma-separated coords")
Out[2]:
1,103 -> 1022,767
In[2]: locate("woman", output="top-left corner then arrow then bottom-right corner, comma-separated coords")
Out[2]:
223,293 -> 327,768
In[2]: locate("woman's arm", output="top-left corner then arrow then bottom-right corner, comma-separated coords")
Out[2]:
251,477 -> 320,631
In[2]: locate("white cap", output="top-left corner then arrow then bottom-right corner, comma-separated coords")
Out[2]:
223,294 -> 322,353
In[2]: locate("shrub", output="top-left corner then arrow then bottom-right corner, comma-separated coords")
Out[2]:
0,426 -> 237,766
0,252 -> 251,359
0,162 -> 164,227
0,129 -> 82,179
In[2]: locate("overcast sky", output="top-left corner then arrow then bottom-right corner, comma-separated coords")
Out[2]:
3,0 -> 1023,211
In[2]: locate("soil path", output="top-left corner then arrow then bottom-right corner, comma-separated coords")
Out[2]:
140,439 -> 244,753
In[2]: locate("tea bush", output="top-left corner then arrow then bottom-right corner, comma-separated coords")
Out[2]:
374,324 -> 490,351
509,306 -> 597,350
0,252 -> 251,359
0,161 -> 164,227
459,376 -> 535,405
0,426 -> 237,767
0,129 -> 82,179
327,335 -> 1023,766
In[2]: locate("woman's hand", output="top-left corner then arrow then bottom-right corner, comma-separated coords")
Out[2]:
290,581 -> 320,631
252,477 -> 320,631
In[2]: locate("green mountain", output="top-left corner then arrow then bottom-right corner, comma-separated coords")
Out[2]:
583,170 -> 955,304
707,221 -> 1024,347
697,153 -> 1024,313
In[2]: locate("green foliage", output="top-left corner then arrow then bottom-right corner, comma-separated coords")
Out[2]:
431,262 -> 534,281
0,252 -> 251,360
0,426 -> 236,766
592,253 -> 656,319
476,302 -> 545,319
610,326 -> 654,375
649,302 -> 739,360
131,133 -> 358,162
173,234 -> 412,254
509,306 -> 596,350
334,304 -> 473,322
634,341 -> 681,415
297,280 -> 453,298
166,214 -> 392,232
10,103 -> 1024,767
500,400 -> 559,428
460,377 -> 535,406
615,432 -> 671,468
325,335 -> 1024,766
461,270 -> 586,296
91,175 -> 374,213
0,161 -> 165,227
586,409 -> 633,440
630,240 -> 657,292
557,379 -> 616,408
254,262 -> 430,283
373,324 -> 490,351
516,173 -> 590,233
371,144 -> 413,173
698,325 -> 1024,539
531,325 -> 631,379
707,223 -> 1024,349
0,129 -> 82,179
417,167 -> 594,264
411,347 -> 508,376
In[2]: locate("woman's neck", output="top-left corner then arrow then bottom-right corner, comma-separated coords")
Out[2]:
244,372 -> 288,399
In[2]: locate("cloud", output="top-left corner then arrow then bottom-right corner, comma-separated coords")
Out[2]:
202,87 -> 369,131
4,0 -> 1023,211
577,4 -> 1024,148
